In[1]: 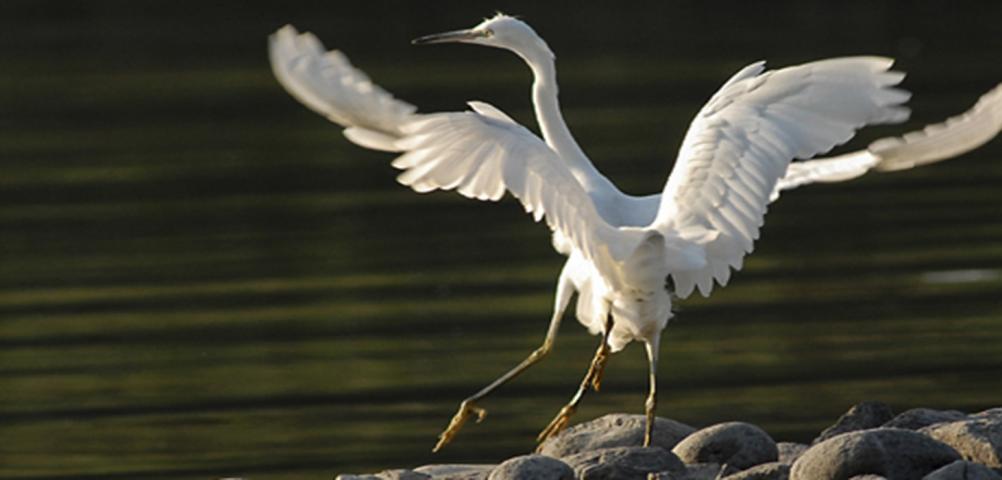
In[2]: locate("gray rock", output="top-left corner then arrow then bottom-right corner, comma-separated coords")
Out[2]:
336,470 -> 431,480
777,442 -> 809,465
883,408 -> 968,431
922,416 -> 1002,469
650,463 -> 727,480
563,446 -> 684,480
722,461 -> 790,480
671,421 -> 778,471
790,428 -> 960,480
415,464 -> 495,479
538,413 -> 696,458
922,460 -> 1002,479
814,402 -> 895,444
688,463 -> 729,479
973,409 -> 1002,420
487,455 -> 572,480
847,476 -> 887,480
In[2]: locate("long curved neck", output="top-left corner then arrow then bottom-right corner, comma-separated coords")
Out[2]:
524,51 -> 613,194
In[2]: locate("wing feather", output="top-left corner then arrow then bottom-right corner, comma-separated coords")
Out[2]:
771,82 -> 1002,200
393,102 -> 642,277
873,82 -> 1002,171
270,25 -> 642,283
269,25 -> 417,144
655,57 -> 911,297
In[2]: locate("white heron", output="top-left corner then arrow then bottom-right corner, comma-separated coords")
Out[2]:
269,14 -> 1002,452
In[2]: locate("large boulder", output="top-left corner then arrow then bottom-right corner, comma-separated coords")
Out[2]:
671,421 -> 778,471
921,460 -> 1002,480
974,409 -> 1002,420
791,428 -> 961,480
650,463 -> 726,480
921,415 -> 1002,469
538,414 -> 695,458
414,464 -> 495,479
814,402 -> 895,444
336,470 -> 430,480
722,461 -> 791,480
487,455 -> 573,480
883,408 -> 968,431
562,446 -> 684,480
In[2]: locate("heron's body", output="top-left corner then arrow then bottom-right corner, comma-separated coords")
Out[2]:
494,25 -> 694,355
269,14 -> 1002,451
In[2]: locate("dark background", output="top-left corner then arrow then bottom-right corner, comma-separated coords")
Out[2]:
2,1 -> 1001,479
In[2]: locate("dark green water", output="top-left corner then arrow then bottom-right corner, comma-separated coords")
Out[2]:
2,2 -> 1001,479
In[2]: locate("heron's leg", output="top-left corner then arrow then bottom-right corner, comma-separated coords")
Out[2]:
642,333 -> 661,447
536,314 -> 614,444
433,269 -> 575,452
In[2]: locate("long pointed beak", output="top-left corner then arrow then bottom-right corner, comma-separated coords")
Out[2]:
412,29 -> 485,45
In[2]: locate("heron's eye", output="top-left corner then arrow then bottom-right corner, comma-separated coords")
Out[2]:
483,28 -> 494,38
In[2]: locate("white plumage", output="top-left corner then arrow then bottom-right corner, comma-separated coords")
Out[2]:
268,17 -> 1002,451
391,103 -> 641,271
658,57 -> 911,297
774,82 -> 1002,196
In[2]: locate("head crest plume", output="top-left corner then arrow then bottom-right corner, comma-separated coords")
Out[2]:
488,11 -> 520,21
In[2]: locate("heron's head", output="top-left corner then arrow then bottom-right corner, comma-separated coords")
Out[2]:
413,13 -> 554,62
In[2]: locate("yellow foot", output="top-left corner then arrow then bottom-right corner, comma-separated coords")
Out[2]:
536,405 -> 576,444
433,400 -> 487,452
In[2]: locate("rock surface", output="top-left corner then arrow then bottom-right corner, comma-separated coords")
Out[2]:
883,408 -> 968,431
974,408 -> 1002,420
562,446 -> 684,480
414,464 -> 494,480
538,413 -> 696,458
922,416 -> 1002,469
722,461 -> 790,480
336,469 -> 431,480
814,402 -> 896,444
776,442 -> 809,465
922,460 -> 1002,480
672,421 -> 778,471
791,428 -> 961,480
649,462 -> 725,480
487,455 -> 573,480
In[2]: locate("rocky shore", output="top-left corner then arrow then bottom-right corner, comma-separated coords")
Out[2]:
337,402 -> 1002,480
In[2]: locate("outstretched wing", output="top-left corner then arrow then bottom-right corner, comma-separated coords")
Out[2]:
393,102 -> 641,274
654,57 -> 911,298
772,82 -> 1002,199
269,25 -> 417,151
270,26 -> 637,281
